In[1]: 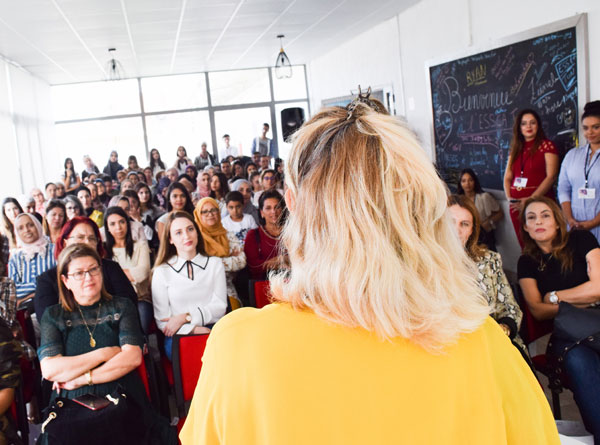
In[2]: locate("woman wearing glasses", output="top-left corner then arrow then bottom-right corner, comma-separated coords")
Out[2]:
37,244 -> 176,444
194,198 -> 246,308
252,169 -> 283,207
34,217 -> 137,322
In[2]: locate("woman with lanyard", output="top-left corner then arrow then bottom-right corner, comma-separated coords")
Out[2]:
503,109 -> 559,246
558,101 -> 600,242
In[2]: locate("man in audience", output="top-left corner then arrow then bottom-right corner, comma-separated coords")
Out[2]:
251,151 -> 261,166
194,142 -> 216,170
220,134 -> 236,160
44,182 -> 57,200
221,160 -> 233,180
259,155 -> 270,172
166,168 -> 178,184
251,123 -> 278,161
222,191 -> 257,246
76,186 -> 104,227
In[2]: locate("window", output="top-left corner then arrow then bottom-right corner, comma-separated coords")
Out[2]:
52,79 -> 141,121
209,69 -> 271,106
141,74 -> 208,112
272,66 -> 307,101
145,111 -> 212,167
213,107 -> 272,158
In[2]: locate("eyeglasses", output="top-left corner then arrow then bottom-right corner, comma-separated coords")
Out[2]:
68,235 -> 98,243
67,265 -> 101,281
200,208 -> 219,216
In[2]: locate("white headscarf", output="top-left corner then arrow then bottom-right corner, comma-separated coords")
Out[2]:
14,213 -> 49,260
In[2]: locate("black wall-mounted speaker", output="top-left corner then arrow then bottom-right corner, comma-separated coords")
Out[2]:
280,107 -> 305,141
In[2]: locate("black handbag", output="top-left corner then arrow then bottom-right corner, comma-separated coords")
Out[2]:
38,386 -> 145,445
553,302 -> 600,353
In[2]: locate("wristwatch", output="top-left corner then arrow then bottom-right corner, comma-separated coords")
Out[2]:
549,291 -> 559,305
185,313 -> 192,323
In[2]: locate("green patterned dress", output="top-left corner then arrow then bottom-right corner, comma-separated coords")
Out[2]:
38,296 -> 176,444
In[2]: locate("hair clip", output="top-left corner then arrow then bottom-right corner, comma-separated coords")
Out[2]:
346,85 -> 384,120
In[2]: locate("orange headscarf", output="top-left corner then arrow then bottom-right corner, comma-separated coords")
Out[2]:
193,197 -> 229,258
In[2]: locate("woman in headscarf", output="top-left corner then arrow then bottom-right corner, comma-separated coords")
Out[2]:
194,197 -> 246,309
8,213 -> 56,305
192,171 -> 211,203
103,150 -> 124,180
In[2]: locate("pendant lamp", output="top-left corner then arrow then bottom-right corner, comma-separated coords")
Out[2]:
105,48 -> 125,81
274,35 -> 292,79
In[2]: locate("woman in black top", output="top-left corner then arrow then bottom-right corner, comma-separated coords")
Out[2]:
517,196 -> 600,440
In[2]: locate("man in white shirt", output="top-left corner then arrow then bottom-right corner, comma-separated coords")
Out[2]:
219,134 -> 237,161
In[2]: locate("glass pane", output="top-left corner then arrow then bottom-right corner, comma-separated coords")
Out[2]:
213,107 -> 272,159
209,69 -> 271,106
141,74 -> 208,112
275,101 -> 309,160
145,111 -> 213,168
272,66 -> 307,101
55,117 -> 146,174
52,79 -> 141,121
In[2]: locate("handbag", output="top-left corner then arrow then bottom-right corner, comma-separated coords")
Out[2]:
38,385 -> 145,445
552,302 -> 600,353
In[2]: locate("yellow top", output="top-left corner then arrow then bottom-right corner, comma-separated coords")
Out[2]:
180,304 -> 559,445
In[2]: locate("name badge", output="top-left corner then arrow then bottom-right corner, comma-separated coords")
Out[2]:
513,177 -> 528,189
578,187 -> 596,199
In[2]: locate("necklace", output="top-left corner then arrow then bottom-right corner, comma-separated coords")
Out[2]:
76,302 -> 102,348
538,253 -> 553,272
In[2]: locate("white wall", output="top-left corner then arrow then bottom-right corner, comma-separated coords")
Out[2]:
0,61 -> 58,200
306,0 -> 600,273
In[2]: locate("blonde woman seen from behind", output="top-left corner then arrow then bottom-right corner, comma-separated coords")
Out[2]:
181,101 -> 559,444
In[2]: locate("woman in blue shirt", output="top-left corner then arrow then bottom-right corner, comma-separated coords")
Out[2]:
558,101 -> 600,241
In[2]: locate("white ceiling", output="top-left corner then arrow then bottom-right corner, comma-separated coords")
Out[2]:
0,0 -> 420,85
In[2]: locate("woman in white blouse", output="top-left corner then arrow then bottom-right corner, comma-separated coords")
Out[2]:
151,211 -> 227,359
104,206 -> 152,334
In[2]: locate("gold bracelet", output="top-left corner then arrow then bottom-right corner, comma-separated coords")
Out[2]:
86,370 -> 93,386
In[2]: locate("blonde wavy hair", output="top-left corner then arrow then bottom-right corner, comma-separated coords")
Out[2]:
269,103 -> 490,352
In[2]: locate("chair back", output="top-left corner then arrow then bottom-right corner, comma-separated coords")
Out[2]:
249,280 -> 271,308
172,333 -> 210,417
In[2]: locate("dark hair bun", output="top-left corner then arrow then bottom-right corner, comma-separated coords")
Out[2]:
583,101 -> 600,119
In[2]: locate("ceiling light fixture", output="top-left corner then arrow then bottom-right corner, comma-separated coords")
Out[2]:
105,48 -> 124,81
274,34 -> 292,79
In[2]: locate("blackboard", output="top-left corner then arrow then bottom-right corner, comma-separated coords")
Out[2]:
429,25 -> 581,191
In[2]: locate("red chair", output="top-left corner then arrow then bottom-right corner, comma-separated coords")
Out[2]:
172,333 -> 210,418
249,280 -> 271,308
517,288 -> 562,419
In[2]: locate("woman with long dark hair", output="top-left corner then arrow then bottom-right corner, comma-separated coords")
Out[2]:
503,109 -> 559,245
42,199 -> 67,244
149,148 -> 166,177
456,168 -> 503,251
518,196 -> 600,441
62,157 -> 81,194
155,182 -> 195,239
1,198 -> 23,249
209,172 -> 230,218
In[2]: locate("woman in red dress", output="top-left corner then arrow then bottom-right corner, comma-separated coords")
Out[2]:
503,109 -> 559,247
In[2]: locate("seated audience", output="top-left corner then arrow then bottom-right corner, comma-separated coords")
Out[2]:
37,244 -> 176,444
192,171 -> 211,203
0,317 -> 23,445
42,199 -> 67,244
448,195 -> 528,360
104,207 -> 152,335
151,212 -> 227,360
181,102 -> 558,444
34,217 -> 137,322
8,213 -> 56,304
194,197 -> 246,308
518,196 -> 600,441
1,197 -> 23,249
456,168 -> 503,251
244,190 -> 286,280
105,195 -> 145,242
222,191 -> 257,245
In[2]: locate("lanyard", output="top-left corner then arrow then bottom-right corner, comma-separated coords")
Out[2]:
584,145 -> 600,187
